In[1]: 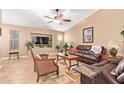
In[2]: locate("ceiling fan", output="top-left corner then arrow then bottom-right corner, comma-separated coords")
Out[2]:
44,9 -> 71,25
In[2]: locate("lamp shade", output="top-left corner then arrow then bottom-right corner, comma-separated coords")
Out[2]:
107,41 -> 119,49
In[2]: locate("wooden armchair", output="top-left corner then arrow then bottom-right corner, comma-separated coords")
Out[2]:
30,49 -> 59,82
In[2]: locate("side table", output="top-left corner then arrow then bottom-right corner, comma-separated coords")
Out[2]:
102,55 -> 123,62
9,52 -> 19,60
73,63 -> 102,84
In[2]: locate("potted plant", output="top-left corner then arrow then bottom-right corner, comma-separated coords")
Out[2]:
63,42 -> 69,56
60,42 -> 63,53
25,41 -> 34,50
120,30 -> 124,39
25,41 -> 34,57
55,45 -> 60,52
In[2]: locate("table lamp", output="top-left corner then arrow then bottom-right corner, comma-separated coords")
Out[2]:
107,41 -> 119,57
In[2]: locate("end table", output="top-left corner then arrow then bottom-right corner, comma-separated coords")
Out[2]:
73,63 -> 102,84
102,55 -> 123,62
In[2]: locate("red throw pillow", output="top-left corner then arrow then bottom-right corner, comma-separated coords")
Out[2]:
70,48 -> 78,53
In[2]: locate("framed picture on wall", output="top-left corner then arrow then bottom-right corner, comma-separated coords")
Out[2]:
83,27 -> 93,43
0,28 -> 1,36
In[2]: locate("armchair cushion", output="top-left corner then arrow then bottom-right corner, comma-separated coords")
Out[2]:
36,59 -> 58,75
35,55 -> 42,60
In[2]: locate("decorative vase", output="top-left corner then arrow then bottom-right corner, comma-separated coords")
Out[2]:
109,48 -> 118,57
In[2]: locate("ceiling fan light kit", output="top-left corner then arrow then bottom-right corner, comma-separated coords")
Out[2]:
54,19 -> 61,23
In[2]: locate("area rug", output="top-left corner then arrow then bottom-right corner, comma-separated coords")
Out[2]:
38,69 -> 80,84
38,60 -> 80,84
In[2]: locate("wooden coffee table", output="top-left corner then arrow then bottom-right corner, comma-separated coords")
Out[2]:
57,53 -> 79,70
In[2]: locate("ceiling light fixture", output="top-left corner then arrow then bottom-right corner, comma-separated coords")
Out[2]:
54,19 -> 61,23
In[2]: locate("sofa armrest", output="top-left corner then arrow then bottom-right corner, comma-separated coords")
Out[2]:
92,61 -> 109,67
103,72 -> 119,84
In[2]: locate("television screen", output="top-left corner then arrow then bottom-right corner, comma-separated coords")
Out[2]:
42,37 -> 49,44
35,36 -> 49,44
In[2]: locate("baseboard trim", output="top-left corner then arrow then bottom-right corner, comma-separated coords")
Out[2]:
0,55 -> 28,61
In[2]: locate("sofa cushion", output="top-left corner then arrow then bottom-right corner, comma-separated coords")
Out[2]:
82,54 -> 98,61
78,50 -> 82,53
88,51 -> 95,55
99,63 -> 116,74
69,52 -> 83,57
77,45 -> 83,50
91,45 -> 102,54
88,51 -> 101,58
117,72 -> 124,83
116,59 -> 124,75
83,45 -> 91,50
82,50 -> 89,54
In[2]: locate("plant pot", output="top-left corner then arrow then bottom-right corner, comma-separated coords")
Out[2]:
65,53 -> 68,56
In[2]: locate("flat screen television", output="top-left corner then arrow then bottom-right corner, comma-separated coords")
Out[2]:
35,37 -> 49,44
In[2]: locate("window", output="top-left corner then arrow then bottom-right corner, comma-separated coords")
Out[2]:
10,30 -> 19,50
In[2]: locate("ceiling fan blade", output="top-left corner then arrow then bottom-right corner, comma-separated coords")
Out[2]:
62,19 -> 71,22
44,16 -> 54,19
48,21 -> 53,23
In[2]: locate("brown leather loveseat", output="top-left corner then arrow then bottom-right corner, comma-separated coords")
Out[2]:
69,45 -> 106,64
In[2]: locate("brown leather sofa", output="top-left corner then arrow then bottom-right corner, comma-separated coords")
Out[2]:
92,60 -> 124,84
69,45 -> 106,64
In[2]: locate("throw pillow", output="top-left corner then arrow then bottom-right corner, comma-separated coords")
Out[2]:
88,51 -> 95,55
91,45 -> 102,54
116,59 -> 124,76
117,72 -> 124,83
70,48 -> 78,53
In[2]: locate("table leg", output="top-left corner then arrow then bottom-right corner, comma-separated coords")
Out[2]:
57,54 -> 58,62
64,58 -> 66,63
77,59 -> 79,66
68,60 -> 71,70
17,53 -> 19,59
